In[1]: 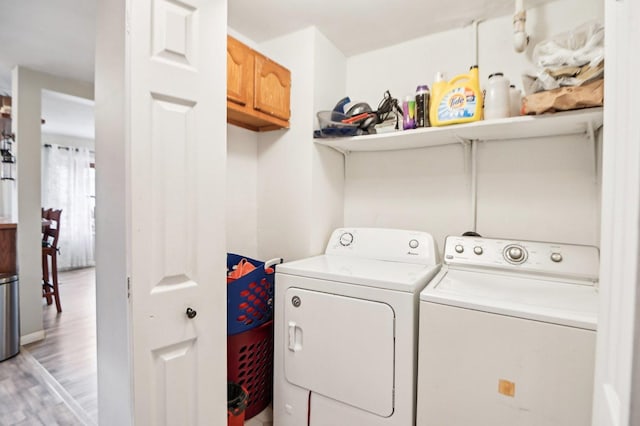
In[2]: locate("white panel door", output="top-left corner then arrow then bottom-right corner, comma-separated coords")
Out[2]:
284,287 -> 395,417
593,1 -> 640,426
128,0 -> 227,424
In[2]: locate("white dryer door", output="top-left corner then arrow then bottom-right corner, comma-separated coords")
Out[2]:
284,287 -> 395,417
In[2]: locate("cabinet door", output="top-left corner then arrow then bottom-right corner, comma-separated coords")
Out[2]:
254,53 -> 291,121
227,36 -> 252,106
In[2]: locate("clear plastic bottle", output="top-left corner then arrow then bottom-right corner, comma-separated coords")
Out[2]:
415,85 -> 430,127
509,85 -> 522,117
484,72 -> 510,120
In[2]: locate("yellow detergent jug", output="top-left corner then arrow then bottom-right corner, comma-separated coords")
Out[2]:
429,65 -> 483,126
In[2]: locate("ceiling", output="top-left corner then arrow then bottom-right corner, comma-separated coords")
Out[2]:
228,0 -> 555,57
0,0 -> 96,139
0,0 -> 558,137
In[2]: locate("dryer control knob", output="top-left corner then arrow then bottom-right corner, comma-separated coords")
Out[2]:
339,232 -> 354,246
409,239 -> 419,249
473,246 -> 483,255
550,252 -> 563,263
506,246 -> 524,262
455,245 -> 464,253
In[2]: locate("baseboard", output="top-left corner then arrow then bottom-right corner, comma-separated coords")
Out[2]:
21,347 -> 97,426
20,329 -> 46,345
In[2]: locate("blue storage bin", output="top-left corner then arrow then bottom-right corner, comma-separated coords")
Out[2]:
227,253 -> 279,335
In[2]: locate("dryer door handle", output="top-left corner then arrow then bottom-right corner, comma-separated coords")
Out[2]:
288,321 -> 303,352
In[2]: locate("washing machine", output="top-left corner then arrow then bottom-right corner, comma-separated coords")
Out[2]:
416,235 -> 599,426
274,228 -> 440,426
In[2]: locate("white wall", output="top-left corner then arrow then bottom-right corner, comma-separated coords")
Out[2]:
226,124 -> 258,258
476,135 -> 600,245
346,0 -> 603,103
310,30 -> 346,255
347,26 -> 473,109
254,27 -> 346,262
94,0 -> 132,422
256,28 -> 316,262
225,29 -> 261,259
11,66 -> 93,343
345,144 -> 471,249
344,0 -> 603,250
225,28 -> 346,262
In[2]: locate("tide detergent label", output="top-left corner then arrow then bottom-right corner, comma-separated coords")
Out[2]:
437,87 -> 478,122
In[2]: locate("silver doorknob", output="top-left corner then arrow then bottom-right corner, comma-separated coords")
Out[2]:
186,307 -> 197,319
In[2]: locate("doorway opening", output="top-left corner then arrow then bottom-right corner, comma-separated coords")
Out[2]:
24,89 -> 98,425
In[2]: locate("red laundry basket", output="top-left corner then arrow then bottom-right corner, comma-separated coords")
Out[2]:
227,320 -> 274,420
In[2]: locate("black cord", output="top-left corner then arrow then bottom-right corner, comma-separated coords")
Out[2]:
375,90 -> 403,130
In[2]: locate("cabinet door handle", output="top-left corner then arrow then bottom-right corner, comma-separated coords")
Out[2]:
186,307 -> 197,319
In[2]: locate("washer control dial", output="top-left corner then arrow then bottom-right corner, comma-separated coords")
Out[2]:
504,244 -> 527,264
473,246 -> 483,255
550,252 -> 563,263
409,239 -> 419,249
455,244 -> 464,254
339,232 -> 354,247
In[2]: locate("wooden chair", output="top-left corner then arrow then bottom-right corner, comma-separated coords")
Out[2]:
42,208 -> 62,312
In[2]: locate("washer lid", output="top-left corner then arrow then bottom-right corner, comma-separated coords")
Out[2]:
421,269 -> 598,330
277,254 -> 440,293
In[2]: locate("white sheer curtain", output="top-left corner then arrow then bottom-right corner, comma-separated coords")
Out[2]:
42,144 -> 95,269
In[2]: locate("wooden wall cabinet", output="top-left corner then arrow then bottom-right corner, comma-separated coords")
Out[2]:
227,35 -> 291,132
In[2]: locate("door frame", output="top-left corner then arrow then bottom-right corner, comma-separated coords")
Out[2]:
592,0 -> 640,425
12,67 -> 94,345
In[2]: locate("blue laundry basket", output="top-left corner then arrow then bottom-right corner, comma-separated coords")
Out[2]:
227,253 -> 281,335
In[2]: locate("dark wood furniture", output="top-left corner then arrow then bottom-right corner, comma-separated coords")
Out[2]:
42,208 -> 63,312
0,220 -> 17,274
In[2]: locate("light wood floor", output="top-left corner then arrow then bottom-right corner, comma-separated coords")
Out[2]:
0,350 -> 83,425
3,266 -> 274,426
25,267 -> 97,425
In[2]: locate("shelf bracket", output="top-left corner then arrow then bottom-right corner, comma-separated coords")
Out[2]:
456,135 -> 479,233
469,140 -> 478,233
320,144 -> 349,157
456,135 -> 472,174
455,135 -> 472,146
586,120 -> 598,182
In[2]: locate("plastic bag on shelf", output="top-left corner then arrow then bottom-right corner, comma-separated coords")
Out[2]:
533,20 -> 604,70
523,21 -> 604,94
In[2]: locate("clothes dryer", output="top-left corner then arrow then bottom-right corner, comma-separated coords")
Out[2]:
274,228 -> 440,426
417,235 -> 599,426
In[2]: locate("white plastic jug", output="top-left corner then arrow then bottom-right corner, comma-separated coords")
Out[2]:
484,72 -> 510,120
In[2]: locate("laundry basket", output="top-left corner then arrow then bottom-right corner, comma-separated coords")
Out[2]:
227,320 -> 274,420
227,253 -> 280,335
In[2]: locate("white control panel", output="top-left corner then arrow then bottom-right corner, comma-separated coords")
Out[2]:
325,228 -> 438,266
443,236 -> 599,282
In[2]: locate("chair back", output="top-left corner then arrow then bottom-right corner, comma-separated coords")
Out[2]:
42,208 -> 51,244
43,209 -> 62,249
